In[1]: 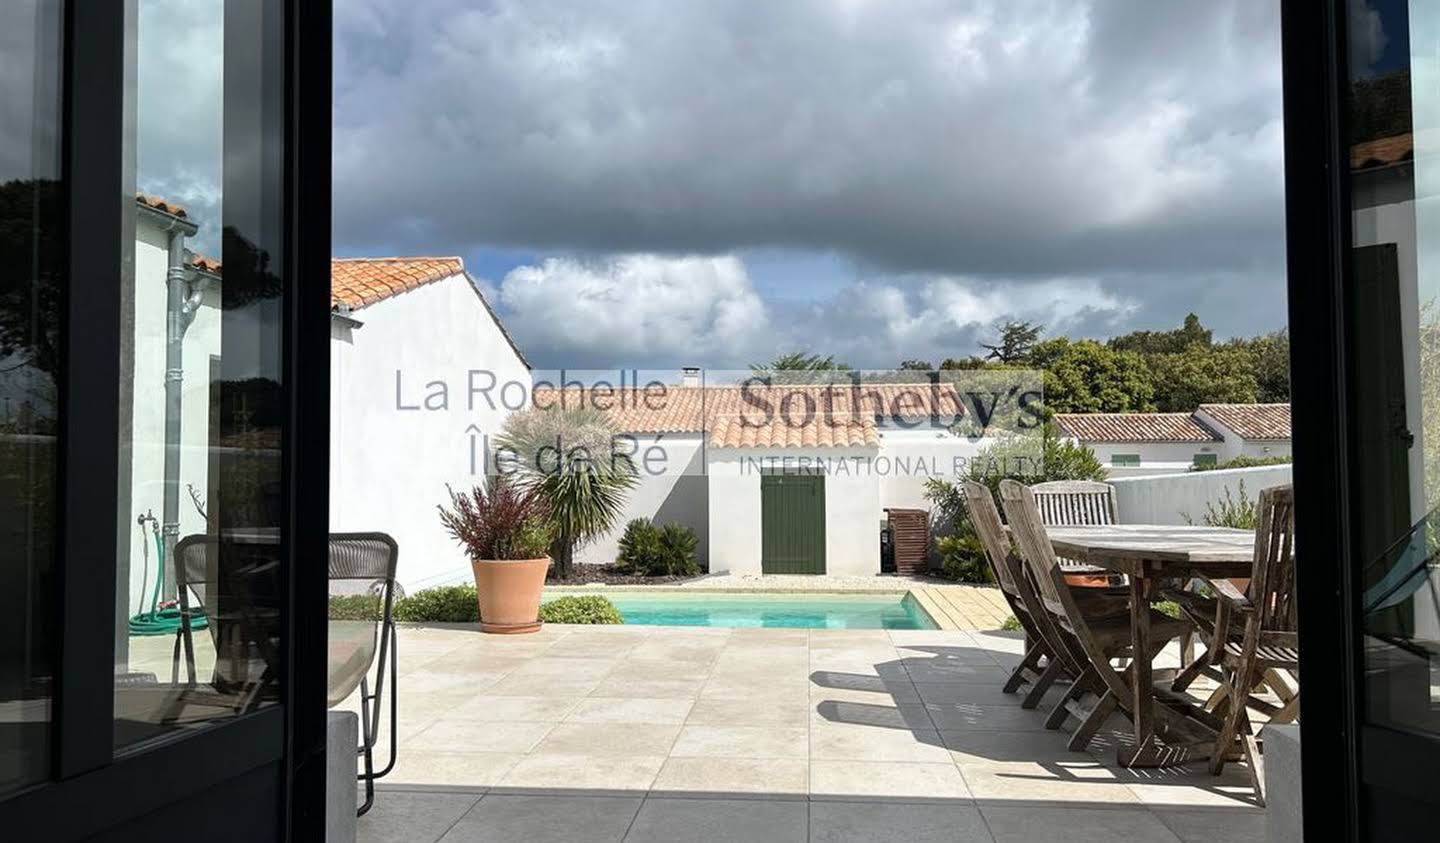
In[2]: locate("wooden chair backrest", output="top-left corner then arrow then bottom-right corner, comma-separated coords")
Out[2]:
1249,484 -> 1297,635
999,479 -> 1132,701
960,481 -> 1021,598
1030,480 -> 1117,527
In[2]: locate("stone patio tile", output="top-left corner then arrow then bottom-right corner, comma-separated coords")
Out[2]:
1115,765 -> 1262,809
486,673 -> 603,697
981,805 -> 1180,842
396,670 -> 512,696
651,756 -> 809,797
439,794 -> 641,843
808,629 -> 896,648
533,722 -> 682,756
811,700 -> 933,732
809,801 -> 993,843
670,724 -> 809,759
447,695 -> 583,723
622,797 -> 807,843
809,759 -> 971,800
913,681 -> 1025,705
566,697 -> 696,725
496,753 -> 665,792
904,661 -> 1009,684
409,720 -> 556,754
923,701 -> 1050,732
807,672 -> 920,704
809,721 -> 952,764
627,642 -> 727,663
358,790 -> 483,843
942,729 -> 1088,765
512,656 -> 621,678
701,675 -> 811,699
607,659 -> 715,682
1153,807 -> 1266,843
957,760 -> 1142,804
591,676 -> 707,699
686,696 -> 811,727
384,751 -> 524,787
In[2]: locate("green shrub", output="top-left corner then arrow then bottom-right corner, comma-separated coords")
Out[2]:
1000,615 -> 1022,632
658,523 -> 700,576
538,595 -> 624,624
1183,479 -> 1258,530
1154,600 -> 1182,620
937,531 -> 993,584
616,518 -> 700,576
328,594 -> 384,621
392,584 -> 480,623
1190,454 -> 1291,472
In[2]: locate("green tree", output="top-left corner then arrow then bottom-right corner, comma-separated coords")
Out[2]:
980,319 -> 1044,363
750,352 -> 850,372
898,359 -> 933,371
495,405 -> 637,579
1109,313 -> 1212,355
1026,338 -> 1154,413
1147,345 -> 1258,411
1238,330 -> 1291,403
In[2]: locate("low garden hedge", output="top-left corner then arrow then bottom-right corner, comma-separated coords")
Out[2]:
328,586 -> 623,625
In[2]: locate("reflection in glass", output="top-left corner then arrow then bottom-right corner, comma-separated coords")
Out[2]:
0,0 -> 62,796
1348,0 -> 1440,747
114,0 -> 285,749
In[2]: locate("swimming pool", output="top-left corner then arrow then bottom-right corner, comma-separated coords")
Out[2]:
545,592 -> 937,630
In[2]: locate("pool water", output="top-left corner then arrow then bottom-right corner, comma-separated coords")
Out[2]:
547,592 -> 937,630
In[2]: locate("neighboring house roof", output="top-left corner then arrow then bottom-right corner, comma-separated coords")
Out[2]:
330,257 -> 466,310
136,193 -> 191,219
330,256 -> 530,369
531,384 -> 966,450
1054,412 -> 1221,443
1197,403 -> 1291,440
1351,133 -> 1412,170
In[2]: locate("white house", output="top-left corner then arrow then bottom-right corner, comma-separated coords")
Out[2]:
536,379 -> 990,576
329,257 -> 530,593
1055,403 -> 1292,477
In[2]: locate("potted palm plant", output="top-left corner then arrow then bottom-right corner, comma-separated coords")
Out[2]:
438,478 -> 554,634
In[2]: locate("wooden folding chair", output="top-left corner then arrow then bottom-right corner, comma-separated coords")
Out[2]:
961,481 -> 1080,708
1203,485 -> 1297,804
999,479 -> 1192,752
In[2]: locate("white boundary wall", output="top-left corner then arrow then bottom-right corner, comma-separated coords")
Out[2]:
1110,464 -> 1293,526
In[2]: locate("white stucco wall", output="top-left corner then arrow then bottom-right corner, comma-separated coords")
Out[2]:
329,275 -> 529,593
1109,464 -> 1293,526
875,427 -> 986,510
704,447 -> 883,577
124,217 -> 221,617
576,433 -> 710,568
1078,440 -> 1223,477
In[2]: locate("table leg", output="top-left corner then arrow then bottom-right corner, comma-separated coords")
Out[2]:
1120,572 -> 1154,767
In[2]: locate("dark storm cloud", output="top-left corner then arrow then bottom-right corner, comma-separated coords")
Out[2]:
333,0 -> 1285,295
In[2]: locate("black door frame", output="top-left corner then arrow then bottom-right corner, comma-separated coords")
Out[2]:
0,1 -> 331,839
1282,1 -> 1440,839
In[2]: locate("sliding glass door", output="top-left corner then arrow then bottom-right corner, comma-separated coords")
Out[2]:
0,2 -> 330,838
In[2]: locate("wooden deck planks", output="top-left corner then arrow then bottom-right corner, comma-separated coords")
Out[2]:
910,585 -> 1011,630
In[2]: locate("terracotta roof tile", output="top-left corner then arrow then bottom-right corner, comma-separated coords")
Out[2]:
1054,412 -> 1220,443
1197,403 -> 1291,440
331,257 -> 465,310
532,384 -> 964,449
136,193 -> 189,218
1352,133 -> 1412,170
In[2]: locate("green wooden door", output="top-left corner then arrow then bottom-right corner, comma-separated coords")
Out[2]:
761,474 -> 826,574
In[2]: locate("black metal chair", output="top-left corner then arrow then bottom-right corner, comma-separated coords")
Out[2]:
327,533 -> 400,817
175,531 -> 399,816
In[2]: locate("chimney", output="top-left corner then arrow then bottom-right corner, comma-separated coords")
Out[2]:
681,366 -> 701,388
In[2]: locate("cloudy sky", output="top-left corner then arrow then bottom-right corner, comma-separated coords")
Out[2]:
140,0 -> 1290,370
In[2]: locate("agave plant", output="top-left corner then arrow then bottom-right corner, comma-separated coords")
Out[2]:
494,405 -> 637,578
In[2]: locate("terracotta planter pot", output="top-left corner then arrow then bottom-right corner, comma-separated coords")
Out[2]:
471,557 -> 552,634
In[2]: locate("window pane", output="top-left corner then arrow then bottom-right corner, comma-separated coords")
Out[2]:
1347,0 -> 1440,744
114,0 -> 286,749
0,0 -> 63,796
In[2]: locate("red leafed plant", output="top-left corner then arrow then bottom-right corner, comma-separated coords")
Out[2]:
437,478 -> 554,561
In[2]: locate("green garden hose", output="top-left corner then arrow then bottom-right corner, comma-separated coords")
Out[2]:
128,522 -> 207,636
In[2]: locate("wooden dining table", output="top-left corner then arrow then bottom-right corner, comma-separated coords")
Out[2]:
1044,524 -> 1256,768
